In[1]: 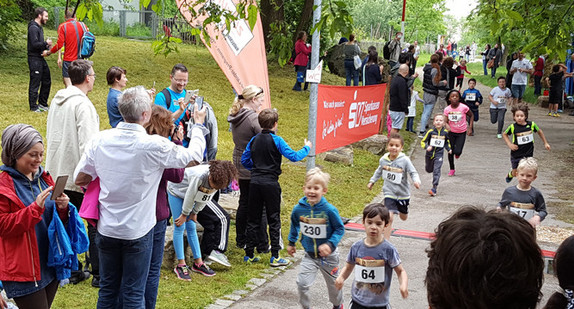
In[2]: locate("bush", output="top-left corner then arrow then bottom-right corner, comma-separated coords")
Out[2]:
0,0 -> 22,49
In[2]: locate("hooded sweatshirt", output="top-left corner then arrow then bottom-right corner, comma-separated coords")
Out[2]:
167,164 -> 215,216
227,107 -> 261,179
369,152 -> 420,200
27,20 -> 49,58
287,196 -> 345,256
46,85 -> 99,193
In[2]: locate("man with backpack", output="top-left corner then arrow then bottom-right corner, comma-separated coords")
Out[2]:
48,9 -> 90,87
154,63 -> 191,126
385,32 -> 403,69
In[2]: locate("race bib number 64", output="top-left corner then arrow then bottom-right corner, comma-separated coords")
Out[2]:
354,258 -> 385,283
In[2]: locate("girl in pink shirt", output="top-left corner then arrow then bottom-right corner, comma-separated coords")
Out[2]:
443,90 -> 474,176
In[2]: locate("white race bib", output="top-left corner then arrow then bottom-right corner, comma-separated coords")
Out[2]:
300,222 -> 327,239
497,97 -> 506,105
383,167 -> 403,184
517,131 -> 533,145
430,135 -> 445,148
466,93 -> 476,101
509,202 -> 535,220
448,112 -> 462,122
354,264 -> 385,283
193,187 -> 216,203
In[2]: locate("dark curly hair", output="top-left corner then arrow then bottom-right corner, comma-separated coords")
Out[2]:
543,235 -> 574,309
208,160 -> 237,190
426,206 -> 543,309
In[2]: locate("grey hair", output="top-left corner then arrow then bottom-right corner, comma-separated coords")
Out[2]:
118,86 -> 152,123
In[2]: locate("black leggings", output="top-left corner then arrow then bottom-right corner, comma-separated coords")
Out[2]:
448,132 -> 467,170
13,279 -> 59,309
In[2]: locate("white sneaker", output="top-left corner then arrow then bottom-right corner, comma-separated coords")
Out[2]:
207,250 -> 231,267
497,134 -> 502,139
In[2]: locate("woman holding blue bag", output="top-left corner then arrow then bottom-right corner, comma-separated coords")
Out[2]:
293,31 -> 312,91
0,124 -> 78,309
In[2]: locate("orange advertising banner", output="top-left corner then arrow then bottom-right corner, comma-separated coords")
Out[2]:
176,0 -> 271,108
316,84 -> 386,154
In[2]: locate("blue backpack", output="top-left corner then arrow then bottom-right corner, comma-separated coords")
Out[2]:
65,20 -> 95,59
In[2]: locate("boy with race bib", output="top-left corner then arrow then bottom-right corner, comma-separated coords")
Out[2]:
421,114 -> 452,196
335,203 -> 408,309
488,76 -> 512,139
502,103 -> 550,183
287,168 -> 345,309
367,133 -> 420,240
497,157 -> 547,228
443,90 -> 473,177
461,78 -> 483,135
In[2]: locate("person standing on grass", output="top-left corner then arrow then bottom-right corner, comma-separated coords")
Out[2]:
533,55 -> 545,96
45,59 -> 99,286
510,51 -> 533,104
293,31 -> 311,91
74,86 -> 207,308
488,43 -> 502,78
481,44 -> 491,75
343,34 -> 361,86
546,64 -> 573,117
28,7 -> 52,113
106,66 -> 128,128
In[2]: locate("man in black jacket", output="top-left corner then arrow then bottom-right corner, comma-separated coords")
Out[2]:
27,7 -> 52,112
389,64 -> 410,134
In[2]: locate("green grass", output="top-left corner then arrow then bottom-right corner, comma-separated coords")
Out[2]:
0,24 -> 398,308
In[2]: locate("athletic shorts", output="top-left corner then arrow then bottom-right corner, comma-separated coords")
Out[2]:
384,198 -> 409,214
389,111 -> 406,129
511,156 -> 526,169
62,61 -> 72,78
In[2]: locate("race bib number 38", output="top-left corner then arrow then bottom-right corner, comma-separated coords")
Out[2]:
382,166 -> 403,184
354,258 -> 385,283
299,217 -> 327,239
448,112 -> 463,122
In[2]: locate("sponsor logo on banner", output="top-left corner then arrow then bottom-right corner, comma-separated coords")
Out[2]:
315,84 -> 386,154
177,0 -> 271,108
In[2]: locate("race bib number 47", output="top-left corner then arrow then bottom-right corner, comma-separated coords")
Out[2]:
354,258 -> 385,283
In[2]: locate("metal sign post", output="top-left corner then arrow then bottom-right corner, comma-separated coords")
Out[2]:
306,0 -> 321,171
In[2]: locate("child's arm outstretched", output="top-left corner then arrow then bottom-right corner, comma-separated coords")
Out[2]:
275,135 -> 312,162
394,264 -> 409,298
406,158 -> 421,189
367,158 -> 384,190
334,262 -> 355,290
536,129 -> 551,151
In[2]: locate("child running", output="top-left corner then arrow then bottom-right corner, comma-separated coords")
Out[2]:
502,103 -> 550,183
455,59 -> 471,90
461,78 -> 483,135
335,203 -> 408,309
367,133 -> 420,240
443,90 -> 473,176
497,157 -> 547,228
546,64 -> 573,117
421,114 -> 452,196
488,76 -> 512,139
287,168 -> 345,309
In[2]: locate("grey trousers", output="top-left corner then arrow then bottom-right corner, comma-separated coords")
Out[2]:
297,250 -> 343,308
489,108 -> 507,134
425,151 -> 444,188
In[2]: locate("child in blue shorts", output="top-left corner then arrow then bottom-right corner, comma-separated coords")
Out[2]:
287,168 -> 345,309
335,203 -> 408,309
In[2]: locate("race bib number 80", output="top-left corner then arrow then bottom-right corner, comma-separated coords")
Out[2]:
382,166 -> 403,184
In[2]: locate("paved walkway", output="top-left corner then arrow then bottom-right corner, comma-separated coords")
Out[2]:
218,76 -> 574,309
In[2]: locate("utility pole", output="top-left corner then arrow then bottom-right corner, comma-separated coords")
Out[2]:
306,0 -> 321,171
401,0 -> 406,44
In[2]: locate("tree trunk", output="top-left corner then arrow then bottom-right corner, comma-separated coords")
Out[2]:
293,0 -> 314,44
260,0 -> 284,49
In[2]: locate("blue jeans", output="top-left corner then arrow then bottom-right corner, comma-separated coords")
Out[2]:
96,229 -> 153,309
511,84 -> 526,99
418,93 -> 437,133
145,219 -> 167,309
344,60 -> 359,86
491,66 -> 497,78
483,59 -> 488,75
168,193 -> 202,261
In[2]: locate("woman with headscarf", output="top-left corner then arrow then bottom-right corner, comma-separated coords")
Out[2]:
227,85 -> 269,253
0,124 -> 70,309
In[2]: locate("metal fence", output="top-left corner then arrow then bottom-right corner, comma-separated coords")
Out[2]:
52,7 -> 197,43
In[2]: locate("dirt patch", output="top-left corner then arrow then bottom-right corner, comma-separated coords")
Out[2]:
548,146 -> 574,225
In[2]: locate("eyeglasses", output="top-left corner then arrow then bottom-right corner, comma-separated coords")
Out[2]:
172,78 -> 188,84
89,73 -> 96,79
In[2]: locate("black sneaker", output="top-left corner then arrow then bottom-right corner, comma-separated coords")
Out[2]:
191,262 -> 216,277
91,276 -> 100,288
174,265 -> 192,281
505,174 -> 513,183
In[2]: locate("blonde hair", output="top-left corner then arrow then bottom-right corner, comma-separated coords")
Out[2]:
517,157 -> 538,175
305,167 -> 330,189
229,85 -> 264,116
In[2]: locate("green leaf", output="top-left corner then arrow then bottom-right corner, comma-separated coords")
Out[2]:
247,4 -> 258,30
505,10 -> 524,22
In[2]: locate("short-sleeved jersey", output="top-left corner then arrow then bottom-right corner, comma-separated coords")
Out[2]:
489,86 -> 512,109
154,88 -> 187,124
444,103 -> 470,133
346,239 -> 401,307
504,121 -> 540,158
498,185 -> 547,221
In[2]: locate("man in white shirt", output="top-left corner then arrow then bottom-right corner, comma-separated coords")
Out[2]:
510,52 -> 533,103
74,86 -> 207,308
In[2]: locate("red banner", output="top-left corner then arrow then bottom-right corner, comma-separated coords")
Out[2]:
316,84 -> 386,154
177,0 -> 271,108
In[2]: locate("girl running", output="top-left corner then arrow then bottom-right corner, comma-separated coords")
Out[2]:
443,90 -> 473,176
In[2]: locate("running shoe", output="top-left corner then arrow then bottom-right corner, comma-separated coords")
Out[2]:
558,109 -> 563,113
38,105 -> 49,111
207,250 -> 231,267
270,256 -> 291,267
548,112 -> 553,116
455,154 -> 460,159
448,170 -> 455,176
554,113 -> 560,117
333,305 -> 343,309
31,108 -> 43,113
505,173 -> 513,183
191,262 -> 216,277
497,134 -> 502,139
174,265 -> 192,281
418,132 -> 425,138
243,255 -> 261,263
428,188 -> 436,196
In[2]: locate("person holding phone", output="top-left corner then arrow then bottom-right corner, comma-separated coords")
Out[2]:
0,124 -> 70,309
154,63 -> 191,126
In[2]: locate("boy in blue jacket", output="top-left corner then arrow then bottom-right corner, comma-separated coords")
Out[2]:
287,168 -> 345,309
461,78 -> 483,135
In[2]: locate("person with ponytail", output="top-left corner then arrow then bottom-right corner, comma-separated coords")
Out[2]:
418,54 -> 446,137
227,85 -> 269,253
544,235 -> 574,309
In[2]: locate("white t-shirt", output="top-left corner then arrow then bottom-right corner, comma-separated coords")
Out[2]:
511,59 -> 533,85
489,86 -> 512,109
